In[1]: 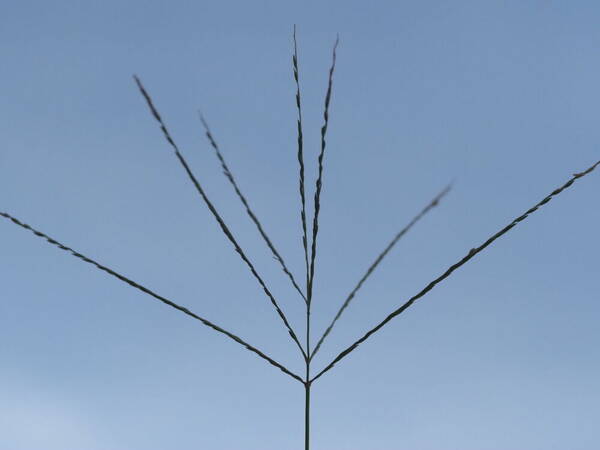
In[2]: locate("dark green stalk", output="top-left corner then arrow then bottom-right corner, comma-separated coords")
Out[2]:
304,237 -> 312,450
304,378 -> 311,450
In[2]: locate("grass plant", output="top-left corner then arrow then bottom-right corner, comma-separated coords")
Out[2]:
2,29 -> 598,449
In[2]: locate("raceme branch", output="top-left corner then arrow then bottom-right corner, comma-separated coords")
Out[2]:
293,25 -> 311,299
0,211 -> 303,383
198,113 -> 307,303
311,159 -> 600,382
134,76 -> 306,360
310,183 -> 452,360
307,36 -> 339,305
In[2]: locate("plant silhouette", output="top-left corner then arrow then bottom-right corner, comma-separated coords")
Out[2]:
2,29 -> 598,449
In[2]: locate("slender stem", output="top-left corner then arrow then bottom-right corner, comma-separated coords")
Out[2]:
304,299 -> 311,449
304,381 -> 311,450
305,222 -> 312,449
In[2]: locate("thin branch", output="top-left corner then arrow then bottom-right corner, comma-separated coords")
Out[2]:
198,113 -> 307,303
310,184 -> 452,360
308,35 -> 339,304
0,211 -> 303,383
134,76 -> 307,361
311,160 -> 600,382
293,25 -> 311,302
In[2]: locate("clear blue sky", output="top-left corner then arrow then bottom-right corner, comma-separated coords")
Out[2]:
1,1 -> 599,449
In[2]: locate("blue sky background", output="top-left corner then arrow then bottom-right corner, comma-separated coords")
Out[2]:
1,1 -> 599,449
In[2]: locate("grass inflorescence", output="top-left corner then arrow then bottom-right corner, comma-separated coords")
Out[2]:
2,29 -> 598,450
